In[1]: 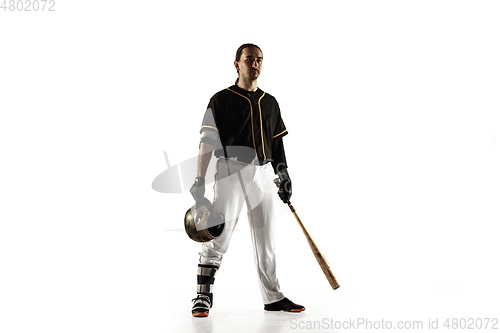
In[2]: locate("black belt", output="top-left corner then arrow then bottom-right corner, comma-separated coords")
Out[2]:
215,147 -> 260,165
227,157 -> 261,165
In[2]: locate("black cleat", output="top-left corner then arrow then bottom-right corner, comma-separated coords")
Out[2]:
264,297 -> 305,312
192,294 -> 211,317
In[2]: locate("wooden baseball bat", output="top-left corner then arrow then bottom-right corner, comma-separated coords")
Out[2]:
274,179 -> 340,290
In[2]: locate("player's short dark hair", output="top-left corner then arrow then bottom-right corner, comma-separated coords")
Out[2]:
235,43 -> 263,84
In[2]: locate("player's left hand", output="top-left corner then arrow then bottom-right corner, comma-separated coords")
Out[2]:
277,169 -> 292,203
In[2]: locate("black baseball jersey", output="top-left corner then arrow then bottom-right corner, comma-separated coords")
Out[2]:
200,84 -> 288,172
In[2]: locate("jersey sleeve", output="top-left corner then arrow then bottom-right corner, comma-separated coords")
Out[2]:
270,99 -> 288,173
272,101 -> 288,139
200,99 -> 219,134
199,98 -> 223,151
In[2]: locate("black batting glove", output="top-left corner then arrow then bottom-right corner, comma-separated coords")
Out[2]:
190,177 -> 205,203
277,169 -> 292,204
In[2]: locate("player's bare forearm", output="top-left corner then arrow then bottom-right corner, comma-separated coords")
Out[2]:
197,142 -> 214,178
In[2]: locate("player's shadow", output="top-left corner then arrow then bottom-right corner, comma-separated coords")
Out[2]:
191,316 -> 213,333
190,311 -> 302,333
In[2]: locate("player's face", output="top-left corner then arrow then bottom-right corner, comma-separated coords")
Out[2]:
235,46 -> 263,81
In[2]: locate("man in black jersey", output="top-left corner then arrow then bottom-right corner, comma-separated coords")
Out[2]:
189,44 -> 304,317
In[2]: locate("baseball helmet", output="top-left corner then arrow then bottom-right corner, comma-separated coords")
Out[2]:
184,197 -> 225,242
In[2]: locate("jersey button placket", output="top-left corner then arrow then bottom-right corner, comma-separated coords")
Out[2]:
252,100 -> 264,161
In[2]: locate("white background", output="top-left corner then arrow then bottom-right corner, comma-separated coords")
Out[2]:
1,1 -> 499,332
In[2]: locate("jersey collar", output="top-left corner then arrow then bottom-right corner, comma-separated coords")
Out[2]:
229,85 -> 264,101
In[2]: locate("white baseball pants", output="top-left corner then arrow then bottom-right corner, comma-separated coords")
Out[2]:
198,158 -> 285,305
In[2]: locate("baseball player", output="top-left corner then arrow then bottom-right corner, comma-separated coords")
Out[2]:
189,43 -> 305,317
